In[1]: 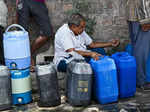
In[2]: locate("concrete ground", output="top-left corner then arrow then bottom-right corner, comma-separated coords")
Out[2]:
2,72 -> 150,112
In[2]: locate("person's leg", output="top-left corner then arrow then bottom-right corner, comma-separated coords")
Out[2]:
30,36 -> 49,71
31,36 -> 49,58
128,21 -> 140,47
133,26 -> 150,87
0,26 -> 5,65
57,60 -> 67,72
17,0 -> 30,31
128,21 -> 147,87
28,1 -> 53,69
17,0 -> 34,71
58,48 -> 106,71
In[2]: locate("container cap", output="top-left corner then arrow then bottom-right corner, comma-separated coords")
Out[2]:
36,63 -> 56,76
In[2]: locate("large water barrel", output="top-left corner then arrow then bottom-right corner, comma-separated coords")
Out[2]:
10,69 -> 32,104
36,63 -> 61,107
0,66 -> 11,110
111,52 -> 136,98
89,56 -> 118,104
3,24 -> 30,69
67,59 -> 93,106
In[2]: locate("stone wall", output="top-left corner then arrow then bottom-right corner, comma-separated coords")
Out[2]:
5,0 -> 129,59
46,0 -> 129,41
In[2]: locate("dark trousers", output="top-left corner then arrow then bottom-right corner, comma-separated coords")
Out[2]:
17,0 -> 52,37
0,26 -> 5,65
57,48 -> 106,72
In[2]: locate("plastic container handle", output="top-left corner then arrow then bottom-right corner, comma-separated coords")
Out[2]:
117,52 -> 129,57
5,24 -> 26,33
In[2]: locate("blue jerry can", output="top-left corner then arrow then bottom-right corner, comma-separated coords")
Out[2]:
10,69 -> 32,105
3,24 -> 30,69
111,52 -> 136,98
89,56 -> 118,104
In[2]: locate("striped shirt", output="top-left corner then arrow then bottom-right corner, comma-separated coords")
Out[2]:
126,0 -> 139,21
126,0 -> 150,24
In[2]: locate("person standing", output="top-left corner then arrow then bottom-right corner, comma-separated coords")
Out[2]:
0,0 -> 8,65
16,0 -> 53,72
126,0 -> 150,89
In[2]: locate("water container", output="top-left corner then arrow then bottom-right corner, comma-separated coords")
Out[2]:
3,24 -> 30,69
0,66 -> 11,110
125,44 -> 133,56
36,63 -> 61,107
67,59 -> 93,106
89,56 -> 118,104
10,69 -> 32,105
111,52 -> 136,98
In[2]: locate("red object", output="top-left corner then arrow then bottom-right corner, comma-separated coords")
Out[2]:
16,0 -> 18,6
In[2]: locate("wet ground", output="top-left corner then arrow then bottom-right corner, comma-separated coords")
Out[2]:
2,72 -> 150,112
2,88 -> 150,112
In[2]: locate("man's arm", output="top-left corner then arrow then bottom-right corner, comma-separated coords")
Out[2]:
66,48 -> 101,60
88,39 -> 119,48
66,39 -> 119,60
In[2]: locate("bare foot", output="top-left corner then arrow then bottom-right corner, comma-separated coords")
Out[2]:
30,57 -> 35,72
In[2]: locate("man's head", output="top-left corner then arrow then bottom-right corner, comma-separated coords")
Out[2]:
68,13 -> 86,36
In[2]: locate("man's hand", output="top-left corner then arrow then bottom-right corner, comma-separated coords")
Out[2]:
110,39 -> 120,47
90,52 -> 102,60
141,24 -> 150,32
